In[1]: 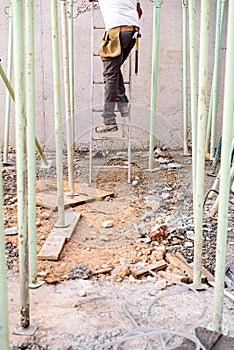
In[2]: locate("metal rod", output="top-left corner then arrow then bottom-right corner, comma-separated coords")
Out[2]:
25,0 -> 37,285
209,0 -> 227,159
89,2 -> 95,183
61,0 -> 74,194
51,0 -> 65,226
212,0 -> 234,331
182,0 -> 189,155
128,53 -> 132,184
188,0 -> 198,265
67,0 -> 75,145
12,0 -> 30,328
149,0 -> 162,171
193,0 -> 210,286
0,145 -> 9,348
3,3 -> 13,164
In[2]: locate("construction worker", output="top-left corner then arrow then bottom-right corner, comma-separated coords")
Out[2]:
89,0 -> 143,133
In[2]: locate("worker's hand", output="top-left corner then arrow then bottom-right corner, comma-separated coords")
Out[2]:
137,3 -> 143,19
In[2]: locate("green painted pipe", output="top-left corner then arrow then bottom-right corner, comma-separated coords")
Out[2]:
3,3 -> 13,164
209,0 -> 227,159
51,0 -> 65,227
67,0 -> 75,145
0,62 -> 49,166
25,0 -> 37,285
193,0 -> 210,286
0,146 -> 9,348
188,0 -> 198,197
61,0 -> 74,195
182,0 -> 189,155
212,0 -> 234,331
12,0 -> 30,328
149,0 -> 162,171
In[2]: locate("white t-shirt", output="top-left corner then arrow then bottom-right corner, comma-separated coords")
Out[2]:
99,0 -> 140,31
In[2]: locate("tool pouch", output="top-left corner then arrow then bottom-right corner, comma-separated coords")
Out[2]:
98,27 -> 121,58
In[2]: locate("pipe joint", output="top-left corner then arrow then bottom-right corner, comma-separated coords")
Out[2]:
182,0 -> 188,8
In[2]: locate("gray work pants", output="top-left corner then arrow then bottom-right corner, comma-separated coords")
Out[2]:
102,31 -> 136,125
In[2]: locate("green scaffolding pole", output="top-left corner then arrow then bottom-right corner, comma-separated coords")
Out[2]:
12,0 -> 30,329
182,0 -> 189,155
61,0 -> 74,195
0,146 -> 9,349
193,0 -> 210,286
212,0 -> 234,332
25,0 -> 37,285
188,0 -> 198,239
3,3 -> 13,165
206,0 -> 227,158
67,0 -> 75,145
149,0 -> 162,171
51,0 -> 65,227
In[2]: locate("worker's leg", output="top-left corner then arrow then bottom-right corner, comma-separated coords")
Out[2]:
116,31 -> 136,117
102,55 -> 122,125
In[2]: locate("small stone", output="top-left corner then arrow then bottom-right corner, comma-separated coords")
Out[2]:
155,280 -> 167,291
78,290 -> 87,297
102,220 -> 114,228
72,302 -> 81,308
186,230 -> 195,240
185,242 -> 193,248
132,180 -> 138,186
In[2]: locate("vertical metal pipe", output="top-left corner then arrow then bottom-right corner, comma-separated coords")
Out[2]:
182,0 -> 189,156
212,0 -> 234,331
0,147 -> 9,349
149,0 -> 162,171
67,0 -> 75,145
51,0 -> 65,226
193,0 -> 210,286
25,0 -> 37,285
188,0 -> 198,265
89,2 -> 95,183
3,3 -> 13,164
61,0 -> 74,195
12,0 -> 30,328
209,0 -> 227,159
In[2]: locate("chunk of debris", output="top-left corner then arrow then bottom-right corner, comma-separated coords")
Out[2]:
149,224 -> 169,242
67,264 -> 92,280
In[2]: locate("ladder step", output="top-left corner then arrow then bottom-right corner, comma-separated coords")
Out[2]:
93,165 -> 129,169
93,80 -> 130,85
92,136 -> 129,141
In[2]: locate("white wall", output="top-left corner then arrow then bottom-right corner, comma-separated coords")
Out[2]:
0,0 -> 228,150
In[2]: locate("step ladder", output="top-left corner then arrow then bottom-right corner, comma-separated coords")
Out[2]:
89,1 -> 132,184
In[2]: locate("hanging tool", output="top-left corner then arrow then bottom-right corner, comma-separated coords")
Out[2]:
133,31 -> 141,76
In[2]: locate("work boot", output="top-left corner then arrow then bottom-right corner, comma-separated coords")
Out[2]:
95,124 -> 118,133
117,103 -> 129,118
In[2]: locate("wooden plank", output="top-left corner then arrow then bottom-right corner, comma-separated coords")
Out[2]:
131,260 -> 167,279
38,229 -> 66,261
38,212 -> 80,261
36,192 -> 95,209
175,251 -> 215,282
37,179 -> 114,199
167,253 -> 206,283
157,270 -> 189,283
